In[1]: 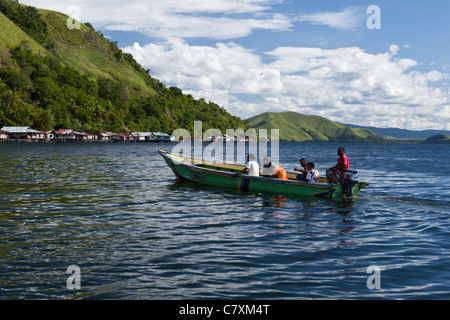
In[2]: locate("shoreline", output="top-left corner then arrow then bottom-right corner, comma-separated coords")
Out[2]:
0,139 -> 444,144
0,139 -> 172,143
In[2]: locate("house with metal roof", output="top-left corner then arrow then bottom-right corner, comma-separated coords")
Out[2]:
54,129 -> 88,141
1,126 -> 45,140
132,132 -> 174,142
97,132 -> 113,141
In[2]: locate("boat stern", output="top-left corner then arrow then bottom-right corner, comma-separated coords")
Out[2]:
332,181 -> 369,199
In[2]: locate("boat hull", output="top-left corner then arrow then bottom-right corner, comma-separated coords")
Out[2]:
159,150 -> 368,199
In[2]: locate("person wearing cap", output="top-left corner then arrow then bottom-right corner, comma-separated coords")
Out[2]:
261,156 -> 275,177
262,157 -> 287,180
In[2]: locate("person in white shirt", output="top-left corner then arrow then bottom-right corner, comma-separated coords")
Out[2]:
303,162 -> 320,183
236,154 -> 260,177
246,154 -> 260,176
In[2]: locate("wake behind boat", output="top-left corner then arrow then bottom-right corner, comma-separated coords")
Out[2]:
158,149 -> 369,199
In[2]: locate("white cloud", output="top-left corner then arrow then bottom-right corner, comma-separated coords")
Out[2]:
20,0 -> 292,39
389,44 -> 400,55
123,39 -> 450,130
297,7 -> 364,30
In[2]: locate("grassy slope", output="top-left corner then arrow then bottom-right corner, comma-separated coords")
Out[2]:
37,9 -> 156,97
0,8 -> 154,96
246,111 -> 383,142
0,11 -> 47,56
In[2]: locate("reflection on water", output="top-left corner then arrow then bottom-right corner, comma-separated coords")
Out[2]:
0,142 -> 449,299
265,195 -> 288,208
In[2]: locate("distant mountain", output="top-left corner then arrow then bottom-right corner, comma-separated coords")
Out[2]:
340,123 -> 450,139
423,134 -> 450,144
245,111 -> 384,142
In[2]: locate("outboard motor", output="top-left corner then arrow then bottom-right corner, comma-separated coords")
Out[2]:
341,170 -> 358,197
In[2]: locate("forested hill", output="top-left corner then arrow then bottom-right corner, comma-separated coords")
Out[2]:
0,0 -> 247,134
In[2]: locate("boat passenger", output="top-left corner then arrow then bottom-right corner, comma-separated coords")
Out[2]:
303,162 -> 320,183
326,147 -> 349,184
236,154 -> 259,177
294,158 -> 309,180
272,165 -> 288,180
261,156 -> 275,177
262,157 -> 287,180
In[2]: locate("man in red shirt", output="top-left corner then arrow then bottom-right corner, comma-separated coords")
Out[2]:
326,147 -> 349,184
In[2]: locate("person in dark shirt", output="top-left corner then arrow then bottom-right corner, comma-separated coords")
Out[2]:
294,158 -> 308,180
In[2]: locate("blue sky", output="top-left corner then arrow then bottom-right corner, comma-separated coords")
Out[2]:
20,0 -> 450,130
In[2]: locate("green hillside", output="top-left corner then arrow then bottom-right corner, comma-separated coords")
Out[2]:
0,11 -> 47,56
0,0 -> 247,133
245,111 -> 384,142
37,9 -> 156,97
423,134 -> 450,144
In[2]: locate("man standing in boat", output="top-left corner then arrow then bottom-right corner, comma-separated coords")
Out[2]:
326,147 -> 349,184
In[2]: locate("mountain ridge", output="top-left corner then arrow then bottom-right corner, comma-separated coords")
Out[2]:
245,111 -> 384,142
339,122 -> 450,139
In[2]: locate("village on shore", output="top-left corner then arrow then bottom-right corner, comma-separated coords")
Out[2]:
0,126 -> 270,143
0,126 -> 174,143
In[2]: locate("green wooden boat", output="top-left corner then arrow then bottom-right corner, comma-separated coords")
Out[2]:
159,149 -> 369,199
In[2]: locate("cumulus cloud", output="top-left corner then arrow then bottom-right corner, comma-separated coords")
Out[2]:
124,39 -> 450,130
124,39 -> 282,110
20,0 -> 292,39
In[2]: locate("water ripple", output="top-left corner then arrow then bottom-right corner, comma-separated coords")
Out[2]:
0,142 -> 449,299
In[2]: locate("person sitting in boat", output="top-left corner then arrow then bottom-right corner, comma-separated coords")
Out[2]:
303,162 -> 320,183
294,158 -> 309,180
261,156 -> 275,177
262,157 -> 287,180
236,153 -> 259,177
326,146 -> 349,184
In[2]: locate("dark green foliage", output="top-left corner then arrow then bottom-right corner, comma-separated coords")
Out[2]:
169,86 -> 183,96
84,22 -> 95,31
423,134 -> 450,144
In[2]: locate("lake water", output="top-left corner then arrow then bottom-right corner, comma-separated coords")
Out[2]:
0,142 -> 449,300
